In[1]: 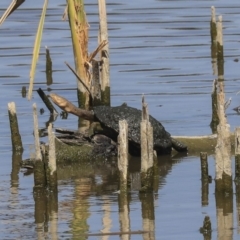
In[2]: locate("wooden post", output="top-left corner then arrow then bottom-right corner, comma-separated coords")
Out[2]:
215,15 -> 232,195
47,123 -> 57,190
91,59 -> 102,105
140,96 -> 154,192
8,102 -> 23,153
200,152 -> 209,206
33,103 -> 46,189
118,120 -> 129,193
98,0 -> 110,105
68,0 -> 90,108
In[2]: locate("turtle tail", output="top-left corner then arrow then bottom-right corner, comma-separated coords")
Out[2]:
171,137 -> 188,152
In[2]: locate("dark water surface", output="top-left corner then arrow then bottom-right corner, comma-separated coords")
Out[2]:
1,0 -> 240,239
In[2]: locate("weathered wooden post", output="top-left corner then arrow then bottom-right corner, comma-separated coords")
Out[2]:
200,152 -> 209,206
140,97 -> 154,192
8,102 -> 23,153
8,102 -> 23,189
214,16 -> 234,238
91,59 -> 102,105
33,103 -> 46,189
118,120 -> 129,193
98,0 -> 110,105
68,0 -> 90,108
215,15 -> 232,195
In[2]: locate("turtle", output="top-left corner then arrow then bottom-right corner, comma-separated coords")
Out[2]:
92,103 -> 187,155
49,93 -> 188,155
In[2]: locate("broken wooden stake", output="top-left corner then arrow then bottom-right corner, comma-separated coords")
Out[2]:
140,97 -> 154,192
98,0 -> 110,105
215,15 -> 232,195
8,102 -> 23,153
118,120 -> 129,193
33,103 -> 46,189
200,152 -> 209,206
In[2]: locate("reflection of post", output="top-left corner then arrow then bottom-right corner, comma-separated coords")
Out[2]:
236,183 -> 240,234
46,46 -> 53,85
210,6 -> 217,75
215,195 -> 233,240
139,193 -> 155,240
118,192 -> 130,240
11,150 -> 22,190
235,128 -> 240,182
101,195 -> 112,240
71,178 -> 91,237
200,152 -> 209,206
49,191 -> 58,240
34,187 -> 47,239
234,128 -> 240,232
199,216 -> 212,240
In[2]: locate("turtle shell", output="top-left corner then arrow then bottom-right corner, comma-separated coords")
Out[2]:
93,104 -> 172,154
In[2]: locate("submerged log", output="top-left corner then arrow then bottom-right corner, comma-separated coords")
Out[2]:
173,134 -> 234,154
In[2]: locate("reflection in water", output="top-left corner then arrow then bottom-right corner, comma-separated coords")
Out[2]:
11,151 -> 22,189
215,190 -> 233,240
101,195 -> 112,240
118,192 -> 130,240
71,178 -> 91,238
140,193 -> 155,240
236,185 -> 240,234
2,0 -> 240,239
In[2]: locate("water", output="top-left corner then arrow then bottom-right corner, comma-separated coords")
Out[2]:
0,0 -> 240,239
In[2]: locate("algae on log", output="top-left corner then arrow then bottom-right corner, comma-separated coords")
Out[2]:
54,138 -> 114,164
